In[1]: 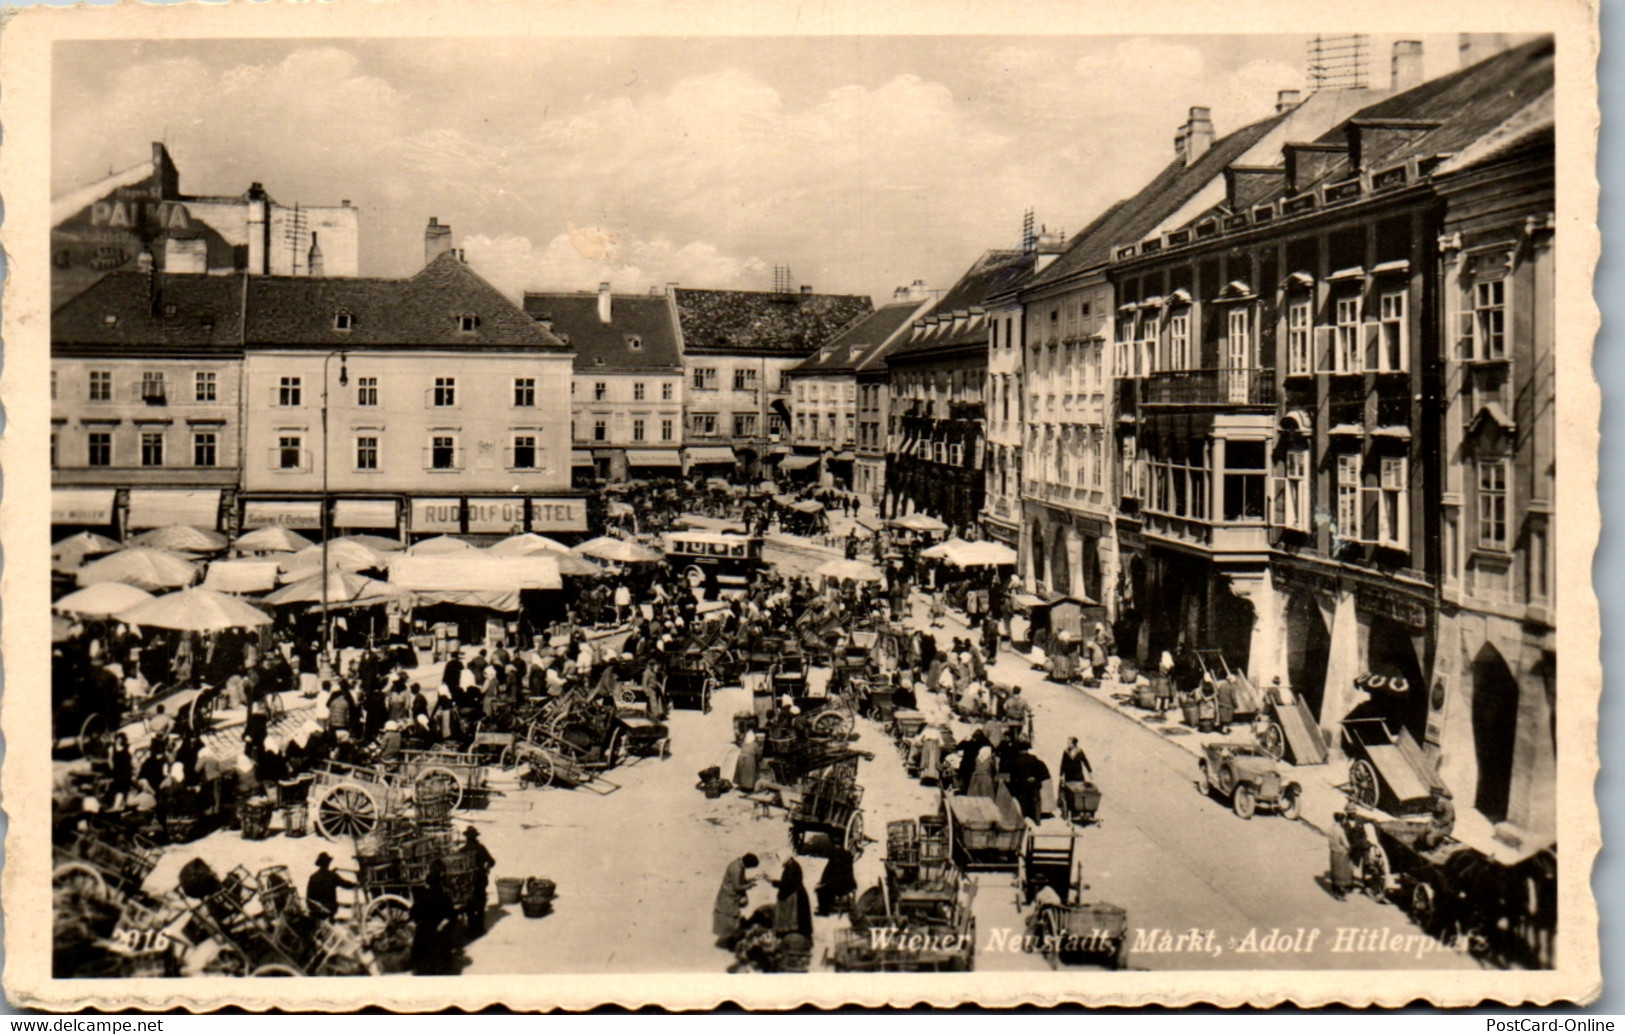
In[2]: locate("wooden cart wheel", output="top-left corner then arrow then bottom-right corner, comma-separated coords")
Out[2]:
315,782 -> 381,840
1410,880 -> 1438,933
361,893 -> 415,951
657,737 -> 672,760
251,963 -> 301,976
414,766 -> 463,810
53,862 -> 108,903
845,810 -> 866,858
616,685 -> 639,706
1037,906 -> 1063,965
606,728 -> 626,767
1196,761 -> 1211,797
79,712 -> 111,760
1258,721 -> 1286,761
812,711 -> 847,737
1279,785 -> 1302,820
527,751 -> 556,789
498,744 -> 519,771
1363,842 -> 1391,902
1232,783 -> 1258,820
703,676 -> 715,714
1349,759 -> 1380,807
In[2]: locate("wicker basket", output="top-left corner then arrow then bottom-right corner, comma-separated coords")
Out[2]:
495,878 -> 524,905
239,799 -> 273,841
281,803 -> 308,838
520,897 -> 552,918
415,792 -> 454,826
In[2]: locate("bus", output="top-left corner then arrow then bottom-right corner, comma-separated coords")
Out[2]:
662,530 -> 766,592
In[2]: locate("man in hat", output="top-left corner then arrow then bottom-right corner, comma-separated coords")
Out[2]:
306,852 -> 355,922
462,826 -> 496,936
1420,787 -> 1456,850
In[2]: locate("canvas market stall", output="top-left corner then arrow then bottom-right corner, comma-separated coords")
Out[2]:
388,552 -> 564,649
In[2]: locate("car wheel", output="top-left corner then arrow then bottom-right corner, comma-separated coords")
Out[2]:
1197,761 -> 1211,797
1233,783 -> 1257,819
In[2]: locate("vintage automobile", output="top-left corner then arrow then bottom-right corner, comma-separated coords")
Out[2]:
1196,742 -> 1302,820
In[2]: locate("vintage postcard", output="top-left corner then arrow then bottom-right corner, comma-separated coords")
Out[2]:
1,0 -> 1601,1011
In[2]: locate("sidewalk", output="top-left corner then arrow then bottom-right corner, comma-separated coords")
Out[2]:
902,592 -> 1355,841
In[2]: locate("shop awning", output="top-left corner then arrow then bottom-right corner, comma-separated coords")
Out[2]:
52,488 -> 116,525
626,449 -> 683,467
571,450 -> 596,467
685,446 -> 737,465
334,499 -> 398,529
127,489 -> 220,531
779,454 -> 819,471
242,500 -> 323,531
833,451 -> 856,462
389,553 -> 562,611
201,559 -> 282,594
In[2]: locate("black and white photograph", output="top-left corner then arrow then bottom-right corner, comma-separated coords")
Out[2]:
3,0 -> 1601,1011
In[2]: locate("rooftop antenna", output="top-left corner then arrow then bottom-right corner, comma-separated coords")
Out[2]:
1021,208 -> 1037,255
772,265 -> 793,294
283,202 -> 309,276
1306,34 -> 1370,92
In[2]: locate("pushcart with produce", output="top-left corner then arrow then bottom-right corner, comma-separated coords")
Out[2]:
503,722 -> 624,794
664,649 -> 717,713
942,786 -> 1026,872
829,851 -> 976,972
787,775 -> 868,858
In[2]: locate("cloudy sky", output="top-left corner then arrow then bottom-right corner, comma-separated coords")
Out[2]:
53,34 -> 1459,303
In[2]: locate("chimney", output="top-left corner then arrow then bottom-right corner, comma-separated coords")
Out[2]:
665,282 -> 679,297
1185,107 -> 1213,163
893,286 -> 908,301
800,285 -> 813,295
1275,89 -> 1302,114
1459,33 -> 1510,69
424,216 -> 453,266
598,281 -> 613,324
1391,40 -> 1424,92
246,183 -> 268,275
306,231 -> 324,277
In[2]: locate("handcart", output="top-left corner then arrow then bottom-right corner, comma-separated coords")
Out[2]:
787,775 -> 868,858
1341,717 -> 1444,816
942,787 -> 1026,873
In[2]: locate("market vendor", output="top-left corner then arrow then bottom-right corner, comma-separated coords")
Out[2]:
463,827 -> 496,937
713,852 -> 760,949
305,851 -> 355,922
1419,787 -> 1456,850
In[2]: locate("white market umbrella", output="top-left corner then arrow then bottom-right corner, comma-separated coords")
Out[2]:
952,541 -> 1019,567
234,526 -> 315,553
574,536 -> 664,564
331,534 -> 405,553
279,540 -> 385,575
128,524 -> 229,553
815,558 -> 884,583
892,513 -> 947,534
488,533 -> 573,557
407,535 -> 481,556
76,548 -> 198,592
118,587 -> 273,632
264,569 -> 401,607
54,582 -> 155,618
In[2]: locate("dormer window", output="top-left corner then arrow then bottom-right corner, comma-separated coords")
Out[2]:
625,335 -> 643,351
334,311 -> 354,332
102,314 -> 118,327
162,303 -> 178,318
458,313 -> 480,333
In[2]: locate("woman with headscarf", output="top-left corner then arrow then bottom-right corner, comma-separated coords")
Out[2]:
713,852 -> 759,948
772,857 -> 813,939
733,730 -> 761,794
968,745 -> 997,798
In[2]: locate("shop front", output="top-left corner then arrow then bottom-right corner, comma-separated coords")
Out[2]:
240,499 -> 323,531
51,488 -> 118,535
127,488 -> 222,532
626,449 -> 683,479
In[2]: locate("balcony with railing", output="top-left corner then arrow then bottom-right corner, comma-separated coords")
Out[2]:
1142,368 -> 1276,407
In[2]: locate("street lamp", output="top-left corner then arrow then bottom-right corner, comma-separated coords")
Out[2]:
320,350 -> 349,657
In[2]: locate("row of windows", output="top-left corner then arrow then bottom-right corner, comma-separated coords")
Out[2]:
573,418 -> 678,443
58,369 -> 223,404
269,376 -> 556,409
687,413 -> 785,438
794,413 -> 855,442
571,380 -> 677,402
691,369 -> 793,393
268,432 -> 550,473
793,381 -> 858,404
57,430 -> 219,468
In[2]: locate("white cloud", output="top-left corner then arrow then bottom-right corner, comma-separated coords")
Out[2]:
460,230 -> 768,302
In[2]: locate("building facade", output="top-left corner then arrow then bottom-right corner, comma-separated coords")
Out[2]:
784,290 -> 931,491
1105,38 -> 1553,844
239,247 -> 581,542
885,248 -> 1034,531
525,285 -> 685,483
51,273 -> 248,538
672,286 -> 873,477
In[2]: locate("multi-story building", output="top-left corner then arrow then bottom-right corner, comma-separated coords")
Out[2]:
784,286 -> 933,491
51,272 -> 247,539
1007,78 -> 1398,615
1106,38 -> 1552,845
239,229 -> 580,542
52,142 -> 359,307
1431,67 -> 1555,841
524,285 -> 685,483
671,286 -> 873,477
885,248 -> 1036,532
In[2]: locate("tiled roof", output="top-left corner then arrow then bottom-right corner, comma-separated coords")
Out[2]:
1284,37 -> 1554,200
1434,89 -> 1553,176
1022,112 -> 1292,292
888,250 -> 1034,361
52,271 -> 247,351
789,301 -> 924,375
247,252 -> 565,349
52,251 -> 567,353
673,287 -> 873,356
522,292 -> 681,371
